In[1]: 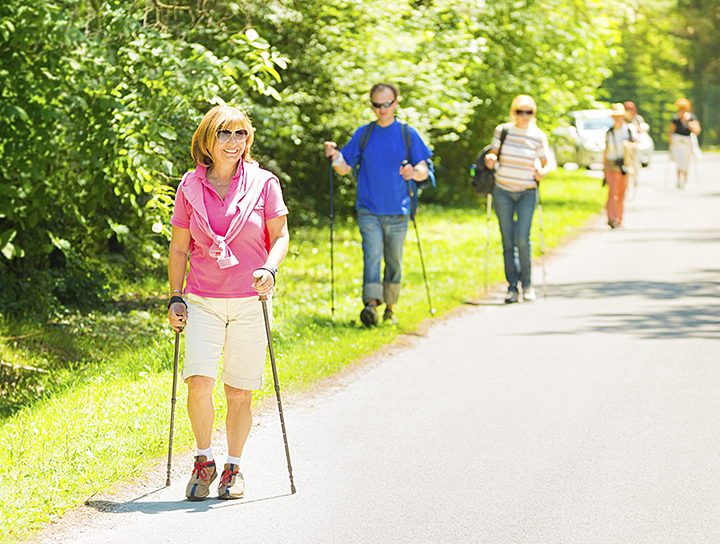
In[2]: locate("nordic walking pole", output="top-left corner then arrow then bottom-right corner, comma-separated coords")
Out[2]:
484,193 -> 492,294
537,188 -> 547,301
404,168 -> 435,316
165,332 -> 180,486
259,294 -> 296,494
328,157 -> 335,317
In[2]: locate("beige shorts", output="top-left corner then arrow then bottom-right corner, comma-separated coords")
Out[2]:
182,294 -> 270,390
670,134 -> 693,171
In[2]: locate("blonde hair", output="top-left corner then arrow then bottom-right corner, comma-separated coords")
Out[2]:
509,95 -> 537,126
191,105 -> 255,166
675,98 -> 691,111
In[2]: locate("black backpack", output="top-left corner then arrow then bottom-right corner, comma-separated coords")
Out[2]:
471,125 -> 509,196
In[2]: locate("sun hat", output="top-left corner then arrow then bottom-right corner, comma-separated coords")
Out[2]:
610,103 -> 626,117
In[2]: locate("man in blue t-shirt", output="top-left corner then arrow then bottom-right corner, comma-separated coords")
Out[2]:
324,83 -> 433,326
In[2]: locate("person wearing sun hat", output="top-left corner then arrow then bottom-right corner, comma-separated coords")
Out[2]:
603,103 -> 637,229
668,98 -> 701,189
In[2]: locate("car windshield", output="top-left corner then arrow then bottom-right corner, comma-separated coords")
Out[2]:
576,116 -> 614,131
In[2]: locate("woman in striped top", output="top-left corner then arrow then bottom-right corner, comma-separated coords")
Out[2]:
485,95 -> 550,304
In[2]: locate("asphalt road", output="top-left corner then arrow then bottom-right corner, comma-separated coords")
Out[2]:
36,152 -> 720,544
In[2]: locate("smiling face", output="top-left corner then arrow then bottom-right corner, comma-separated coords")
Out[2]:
211,126 -> 246,169
191,106 -> 255,167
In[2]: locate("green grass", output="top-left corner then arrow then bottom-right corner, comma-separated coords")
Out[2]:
0,169 -> 605,542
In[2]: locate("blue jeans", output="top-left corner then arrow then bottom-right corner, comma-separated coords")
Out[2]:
357,208 -> 409,305
492,186 -> 537,293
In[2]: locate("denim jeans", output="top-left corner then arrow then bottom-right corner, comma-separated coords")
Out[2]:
492,186 -> 537,293
357,207 -> 409,305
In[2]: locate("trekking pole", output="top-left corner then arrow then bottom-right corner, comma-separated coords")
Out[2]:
484,193 -> 492,294
259,295 -> 297,494
327,157 -> 335,317
165,332 -> 180,486
537,188 -> 547,301
403,166 -> 435,316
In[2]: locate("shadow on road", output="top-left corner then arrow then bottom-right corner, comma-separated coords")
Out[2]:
549,276 -> 720,301
517,276 -> 720,340
571,304 -> 720,340
84,489 -> 293,515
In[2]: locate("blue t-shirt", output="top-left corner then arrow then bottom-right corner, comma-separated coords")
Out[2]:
341,120 -> 433,215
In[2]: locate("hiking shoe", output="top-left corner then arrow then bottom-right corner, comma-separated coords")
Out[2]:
186,455 -> 217,501
383,308 -> 398,324
217,463 -> 244,500
504,291 -> 519,304
360,304 -> 379,326
523,287 -> 536,302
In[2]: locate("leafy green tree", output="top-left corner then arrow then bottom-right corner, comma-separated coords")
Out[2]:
674,0 -> 720,145
600,0 -> 689,147
0,0 -> 286,318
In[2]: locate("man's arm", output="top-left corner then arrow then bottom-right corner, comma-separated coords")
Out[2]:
324,141 -> 353,176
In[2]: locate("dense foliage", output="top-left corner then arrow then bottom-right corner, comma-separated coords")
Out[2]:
0,0 -> 713,318
0,0 -> 286,318
599,0 -> 720,148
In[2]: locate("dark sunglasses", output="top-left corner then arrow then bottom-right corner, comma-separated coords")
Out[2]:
515,109 -> 534,116
371,99 -> 395,109
215,129 -> 249,143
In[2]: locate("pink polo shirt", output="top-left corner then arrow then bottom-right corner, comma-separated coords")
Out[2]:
171,162 -> 288,299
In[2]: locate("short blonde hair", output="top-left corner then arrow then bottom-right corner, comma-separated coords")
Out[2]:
191,105 -> 255,166
509,95 -> 537,126
675,98 -> 691,110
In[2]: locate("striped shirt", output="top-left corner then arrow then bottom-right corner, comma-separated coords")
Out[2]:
492,123 -> 549,192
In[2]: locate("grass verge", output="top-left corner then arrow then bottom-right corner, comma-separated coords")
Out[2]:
0,169 -> 605,542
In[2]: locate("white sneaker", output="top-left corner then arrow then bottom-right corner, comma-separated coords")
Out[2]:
504,291 -> 519,304
523,287 -> 536,302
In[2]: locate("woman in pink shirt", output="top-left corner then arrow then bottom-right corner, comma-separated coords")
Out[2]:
167,105 -> 289,501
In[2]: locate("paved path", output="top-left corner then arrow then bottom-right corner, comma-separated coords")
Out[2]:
37,153 -> 720,543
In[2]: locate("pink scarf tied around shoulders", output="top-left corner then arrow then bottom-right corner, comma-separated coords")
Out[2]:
180,161 -> 273,269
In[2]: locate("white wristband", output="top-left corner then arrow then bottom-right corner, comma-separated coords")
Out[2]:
332,152 -> 345,166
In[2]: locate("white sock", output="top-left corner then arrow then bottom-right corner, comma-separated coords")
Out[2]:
197,446 -> 213,462
226,455 -> 242,468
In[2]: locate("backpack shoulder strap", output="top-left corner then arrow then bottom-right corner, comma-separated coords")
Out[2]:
497,124 -> 510,161
402,123 -> 412,163
359,122 -> 376,153
355,122 -> 376,177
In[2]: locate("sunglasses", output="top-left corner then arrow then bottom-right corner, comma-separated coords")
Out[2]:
371,99 -> 395,109
215,129 -> 249,143
515,109 -> 534,116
